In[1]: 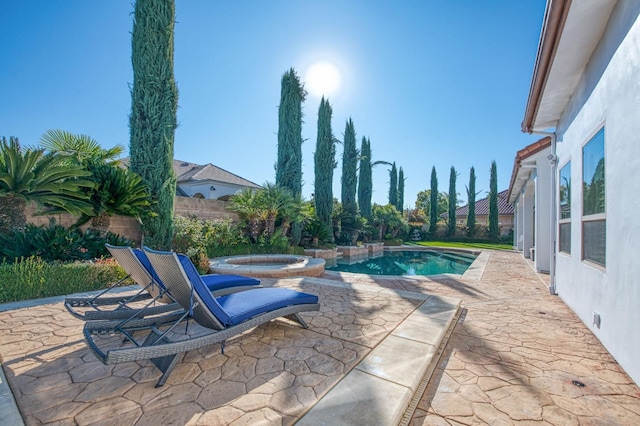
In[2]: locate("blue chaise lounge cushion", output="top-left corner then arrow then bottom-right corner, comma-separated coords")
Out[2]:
217,288 -> 319,326
177,253 -> 318,327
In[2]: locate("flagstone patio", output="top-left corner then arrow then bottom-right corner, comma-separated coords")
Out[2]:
1,250 -> 639,425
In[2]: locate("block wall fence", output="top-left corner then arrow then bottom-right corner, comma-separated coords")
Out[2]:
25,197 -> 240,246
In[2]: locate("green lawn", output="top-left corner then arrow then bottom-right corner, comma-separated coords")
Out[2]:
407,241 -> 514,251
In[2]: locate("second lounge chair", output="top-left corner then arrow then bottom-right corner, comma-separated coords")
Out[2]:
65,244 -> 261,321
83,247 -> 319,387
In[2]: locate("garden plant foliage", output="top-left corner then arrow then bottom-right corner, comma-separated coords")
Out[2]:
0,256 -> 129,303
0,220 -> 130,262
314,97 -> 336,234
129,0 -> 178,250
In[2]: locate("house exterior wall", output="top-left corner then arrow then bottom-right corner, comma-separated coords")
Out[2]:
554,3 -> 640,384
522,182 -> 535,259
179,182 -> 247,200
534,158 -> 552,272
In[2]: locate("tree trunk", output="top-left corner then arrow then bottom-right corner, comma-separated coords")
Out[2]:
249,219 -> 260,243
91,213 -> 111,235
0,196 -> 27,233
266,214 -> 276,237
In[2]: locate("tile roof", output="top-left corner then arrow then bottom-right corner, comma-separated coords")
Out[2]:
120,158 -> 261,189
453,190 -> 514,217
173,160 -> 260,188
507,137 -> 552,202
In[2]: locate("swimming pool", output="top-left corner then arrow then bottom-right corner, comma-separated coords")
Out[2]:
325,249 -> 477,276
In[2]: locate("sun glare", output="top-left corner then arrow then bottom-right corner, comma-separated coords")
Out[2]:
305,62 -> 341,98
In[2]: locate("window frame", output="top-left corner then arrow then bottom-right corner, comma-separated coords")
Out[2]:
581,127 -> 606,269
558,160 -> 571,255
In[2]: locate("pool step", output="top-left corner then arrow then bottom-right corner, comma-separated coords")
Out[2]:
297,293 -> 462,426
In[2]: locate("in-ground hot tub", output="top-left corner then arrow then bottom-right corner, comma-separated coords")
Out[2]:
209,254 -> 325,278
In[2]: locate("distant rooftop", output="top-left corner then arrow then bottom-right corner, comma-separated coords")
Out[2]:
451,190 -> 514,217
172,160 -> 261,188
121,157 -> 261,189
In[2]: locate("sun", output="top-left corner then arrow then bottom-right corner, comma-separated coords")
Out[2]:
305,62 -> 341,98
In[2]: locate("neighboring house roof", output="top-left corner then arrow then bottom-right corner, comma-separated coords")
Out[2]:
521,0 -> 617,133
172,160 -> 261,188
120,157 -> 261,191
445,190 -> 514,218
507,137 -> 552,203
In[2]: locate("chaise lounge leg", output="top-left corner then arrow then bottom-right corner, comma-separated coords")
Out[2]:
290,313 -> 309,329
140,330 -> 182,387
152,353 -> 182,388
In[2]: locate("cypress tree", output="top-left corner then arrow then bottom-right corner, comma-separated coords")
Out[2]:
276,68 -> 306,244
398,167 -> 405,213
314,97 -> 336,232
129,0 -> 178,250
466,166 -> 477,237
488,160 -> 499,240
448,166 -> 457,237
389,162 -> 398,208
341,118 -> 358,240
357,137 -> 372,219
429,166 -> 438,237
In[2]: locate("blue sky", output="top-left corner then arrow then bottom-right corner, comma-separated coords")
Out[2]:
2,1 -> 546,208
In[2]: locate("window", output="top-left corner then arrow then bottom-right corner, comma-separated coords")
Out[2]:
582,128 -> 605,267
559,161 -> 571,254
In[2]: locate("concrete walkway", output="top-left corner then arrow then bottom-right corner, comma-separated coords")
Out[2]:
0,250 -> 639,425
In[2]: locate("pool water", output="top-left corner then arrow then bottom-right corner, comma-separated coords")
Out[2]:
325,250 -> 477,276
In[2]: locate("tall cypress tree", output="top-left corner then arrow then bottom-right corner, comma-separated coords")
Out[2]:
397,167 -> 405,213
276,68 -> 306,244
429,166 -> 438,237
357,137 -> 372,219
341,118 -> 358,241
129,0 -> 178,250
314,97 -> 336,232
389,162 -> 398,208
466,166 -> 476,237
448,166 -> 457,237
488,160 -> 499,240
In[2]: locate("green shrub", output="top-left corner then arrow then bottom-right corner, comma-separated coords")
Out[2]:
172,215 -> 303,259
0,257 -> 130,303
0,220 -> 131,262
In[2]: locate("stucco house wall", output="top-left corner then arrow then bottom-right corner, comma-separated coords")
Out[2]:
509,142 -> 552,273
553,2 -> 640,384
179,182 -> 250,200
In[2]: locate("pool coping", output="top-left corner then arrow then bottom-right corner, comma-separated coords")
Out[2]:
325,246 -> 490,281
210,254 -> 326,278
296,278 -> 462,425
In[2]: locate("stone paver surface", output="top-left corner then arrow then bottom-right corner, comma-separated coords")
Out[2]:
404,251 -> 640,426
0,278 -> 421,425
1,250 -> 640,425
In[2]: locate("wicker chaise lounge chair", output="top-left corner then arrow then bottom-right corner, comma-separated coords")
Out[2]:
83,248 -> 320,387
65,244 -> 261,321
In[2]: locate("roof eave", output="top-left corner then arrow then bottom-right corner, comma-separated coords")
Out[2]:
521,0 -> 571,134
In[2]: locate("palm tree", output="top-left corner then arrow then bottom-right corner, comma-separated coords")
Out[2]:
40,129 -> 123,165
277,191 -> 304,239
40,130 -> 152,234
229,188 -> 262,243
256,183 -> 295,238
0,136 -> 94,233
78,165 -> 153,233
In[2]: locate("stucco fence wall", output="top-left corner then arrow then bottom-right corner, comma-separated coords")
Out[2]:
25,196 -> 240,246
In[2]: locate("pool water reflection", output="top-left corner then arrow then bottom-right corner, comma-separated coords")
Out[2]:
325,250 -> 477,276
